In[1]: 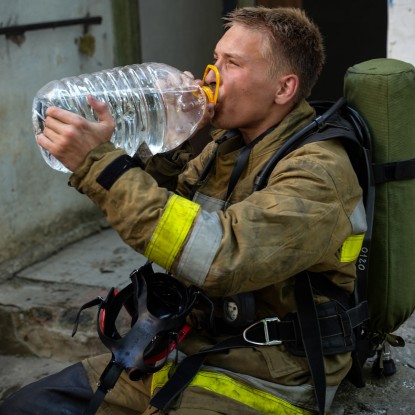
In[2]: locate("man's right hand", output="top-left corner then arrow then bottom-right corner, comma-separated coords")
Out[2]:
37,96 -> 116,172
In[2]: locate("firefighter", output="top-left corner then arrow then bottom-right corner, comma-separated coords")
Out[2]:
0,6 -> 366,415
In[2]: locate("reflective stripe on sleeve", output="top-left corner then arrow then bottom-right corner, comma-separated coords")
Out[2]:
151,363 -> 315,415
177,209 -> 223,286
349,198 -> 367,234
339,233 -> 365,262
144,194 -> 201,271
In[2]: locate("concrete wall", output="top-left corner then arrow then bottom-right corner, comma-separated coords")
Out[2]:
139,0 -> 223,78
387,0 -> 415,65
0,0 -> 115,279
0,0 -> 225,280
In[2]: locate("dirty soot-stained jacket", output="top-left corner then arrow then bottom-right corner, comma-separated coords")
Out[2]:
69,99 -> 366,405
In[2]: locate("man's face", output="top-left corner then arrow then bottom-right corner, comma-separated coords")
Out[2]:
206,24 -> 280,140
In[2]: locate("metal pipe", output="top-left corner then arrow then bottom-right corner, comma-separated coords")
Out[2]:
0,16 -> 102,37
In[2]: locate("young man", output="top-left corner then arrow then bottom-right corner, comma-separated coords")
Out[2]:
1,6 -> 366,415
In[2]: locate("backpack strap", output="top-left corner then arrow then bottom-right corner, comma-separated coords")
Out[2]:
189,130 -> 238,200
373,158 -> 415,184
253,97 -> 355,191
294,272 -> 326,415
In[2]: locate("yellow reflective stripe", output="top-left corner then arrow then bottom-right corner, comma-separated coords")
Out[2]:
144,195 -> 200,271
339,233 -> 365,262
151,363 -> 315,415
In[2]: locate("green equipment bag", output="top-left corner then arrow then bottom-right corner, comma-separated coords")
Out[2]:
344,58 -> 415,366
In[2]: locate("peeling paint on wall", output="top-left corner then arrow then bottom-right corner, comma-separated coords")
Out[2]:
78,33 -> 96,57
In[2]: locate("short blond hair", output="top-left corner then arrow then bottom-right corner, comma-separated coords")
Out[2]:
224,6 -> 325,101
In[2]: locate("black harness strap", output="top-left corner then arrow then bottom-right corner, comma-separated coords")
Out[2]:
190,126 -> 277,203
253,97 -> 349,191
373,157 -> 415,184
149,335 -> 250,411
82,360 -> 123,415
189,130 -> 238,200
243,301 -> 367,354
96,154 -> 144,190
294,272 -> 326,415
225,126 -> 276,200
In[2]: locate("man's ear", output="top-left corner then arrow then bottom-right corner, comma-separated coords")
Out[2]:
274,74 -> 299,105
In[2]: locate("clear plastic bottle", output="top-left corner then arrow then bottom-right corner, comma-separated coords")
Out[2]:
32,62 -> 218,173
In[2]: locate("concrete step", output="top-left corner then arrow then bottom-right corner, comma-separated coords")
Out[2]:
0,228 -> 148,361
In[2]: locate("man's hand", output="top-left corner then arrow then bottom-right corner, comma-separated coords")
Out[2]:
37,96 -> 116,172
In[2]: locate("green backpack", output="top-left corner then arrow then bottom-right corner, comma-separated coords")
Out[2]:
344,58 -> 415,374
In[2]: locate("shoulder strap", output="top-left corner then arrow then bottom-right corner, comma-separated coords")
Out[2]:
226,126 -> 276,200
189,130 -> 238,200
253,97 -> 353,191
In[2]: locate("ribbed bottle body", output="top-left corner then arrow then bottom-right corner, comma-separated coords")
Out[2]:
33,63 -> 207,172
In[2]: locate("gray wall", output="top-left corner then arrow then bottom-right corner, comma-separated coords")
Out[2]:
0,0 -> 224,280
0,0 -> 116,279
139,0 -> 223,77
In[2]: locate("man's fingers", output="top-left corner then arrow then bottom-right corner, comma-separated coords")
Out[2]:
183,71 -> 195,79
45,106 -> 79,125
87,96 -> 115,127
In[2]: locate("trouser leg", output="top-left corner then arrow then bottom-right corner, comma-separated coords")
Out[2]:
0,354 -> 153,415
0,362 -> 93,415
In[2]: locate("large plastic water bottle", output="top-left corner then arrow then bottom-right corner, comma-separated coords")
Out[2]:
32,62 -> 218,173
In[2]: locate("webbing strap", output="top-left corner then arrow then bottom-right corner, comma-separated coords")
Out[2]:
372,157 -> 415,184
189,130 -> 238,200
225,126 -> 276,200
295,272 -> 326,415
151,362 -> 316,415
82,360 -> 123,415
149,336 -> 249,411
96,154 -> 144,190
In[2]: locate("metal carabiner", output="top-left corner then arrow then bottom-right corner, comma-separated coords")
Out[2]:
242,317 -> 282,346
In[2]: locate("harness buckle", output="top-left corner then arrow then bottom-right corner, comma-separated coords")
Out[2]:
242,317 -> 282,346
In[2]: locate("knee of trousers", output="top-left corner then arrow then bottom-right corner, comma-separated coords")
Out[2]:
0,362 -> 93,415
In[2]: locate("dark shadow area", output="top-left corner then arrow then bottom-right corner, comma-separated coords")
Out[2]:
303,0 -> 388,100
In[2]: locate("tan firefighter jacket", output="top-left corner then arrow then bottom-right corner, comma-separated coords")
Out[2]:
70,99 -> 366,412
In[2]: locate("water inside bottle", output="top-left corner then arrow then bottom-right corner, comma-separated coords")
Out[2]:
33,85 -> 205,172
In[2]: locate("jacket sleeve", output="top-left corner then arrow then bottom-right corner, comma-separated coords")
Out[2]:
140,126 -> 213,191
69,140 -> 217,271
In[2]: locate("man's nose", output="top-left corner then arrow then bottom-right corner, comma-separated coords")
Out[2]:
204,65 -> 220,85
